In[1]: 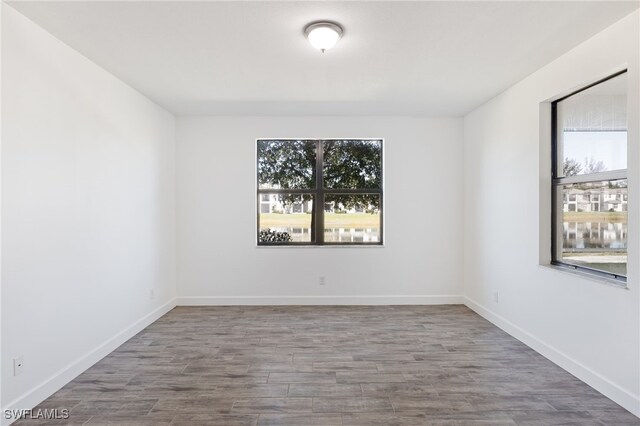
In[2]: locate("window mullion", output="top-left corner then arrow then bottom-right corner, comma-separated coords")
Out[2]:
315,140 -> 324,244
323,188 -> 382,194
554,170 -> 627,185
257,188 -> 313,194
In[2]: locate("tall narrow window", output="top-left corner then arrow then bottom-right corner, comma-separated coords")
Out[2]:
257,139 -> 383,246
552,71 -> 627,282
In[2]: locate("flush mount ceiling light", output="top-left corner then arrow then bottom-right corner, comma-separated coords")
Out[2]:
304,21 -> 343,53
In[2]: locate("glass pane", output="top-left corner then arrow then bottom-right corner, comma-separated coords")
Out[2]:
324,194 -> 381,243
257,140 -> 316,189
258,194 -> 314,243
555,180 -> 627,276
556,73 -> 627,177
323,140 -> 382,189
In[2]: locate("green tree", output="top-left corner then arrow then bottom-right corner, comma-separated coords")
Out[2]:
257,140 -> 316,189
323,140 -> 382,212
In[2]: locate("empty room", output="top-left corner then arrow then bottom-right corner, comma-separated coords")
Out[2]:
1,0 -> 639,424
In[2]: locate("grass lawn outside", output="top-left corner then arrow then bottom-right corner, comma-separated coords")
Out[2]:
260,213 -> 380,229
563,211 -> 627,223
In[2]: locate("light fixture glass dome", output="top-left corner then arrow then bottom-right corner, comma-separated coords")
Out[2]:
304,22 -> 343,53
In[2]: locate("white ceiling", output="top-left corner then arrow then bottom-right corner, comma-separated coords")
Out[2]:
7,1 -> 639,116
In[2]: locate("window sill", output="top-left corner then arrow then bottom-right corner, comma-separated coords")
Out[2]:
538,263 -> 628,289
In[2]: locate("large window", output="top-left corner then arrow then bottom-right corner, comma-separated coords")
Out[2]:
257,139 -> 383,245
552,71 -> 627,282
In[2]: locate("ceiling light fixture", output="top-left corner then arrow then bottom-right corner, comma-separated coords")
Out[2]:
304,21 -> 343,53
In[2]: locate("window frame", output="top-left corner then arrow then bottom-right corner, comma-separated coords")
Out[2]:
256,138 -> 384,246
550,70 -> 627,283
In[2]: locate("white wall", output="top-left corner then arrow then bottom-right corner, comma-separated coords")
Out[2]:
463,11 -> 639,416
176,116 -> 463,304
0,1 -> 4,412
1,5 -> 177,415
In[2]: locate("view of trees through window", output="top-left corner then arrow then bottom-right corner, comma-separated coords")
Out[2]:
552,71 -> 627,280
257,139 -> 383,245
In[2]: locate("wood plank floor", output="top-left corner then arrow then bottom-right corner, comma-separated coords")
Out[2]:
15,305 -> 639,425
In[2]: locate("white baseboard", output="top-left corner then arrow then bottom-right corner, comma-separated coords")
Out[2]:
463,296 -> 640,418
1,298 -> 177,426
177,295 -> 464,306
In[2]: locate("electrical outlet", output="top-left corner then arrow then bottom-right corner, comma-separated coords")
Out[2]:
150,289 -> 155,300
493,291 -> 499,303
14,357 -> 24,376
319,276 -> 326,286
